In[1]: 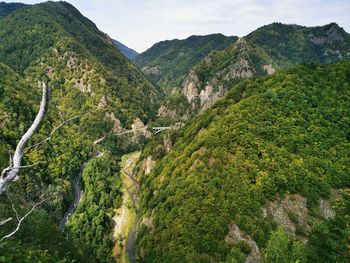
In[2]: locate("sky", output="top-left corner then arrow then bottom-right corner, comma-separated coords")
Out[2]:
4,0 -> 350,52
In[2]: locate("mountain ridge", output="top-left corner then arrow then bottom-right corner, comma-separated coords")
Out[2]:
152,22 -> 350,120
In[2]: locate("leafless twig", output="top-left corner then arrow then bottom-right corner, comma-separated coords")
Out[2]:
24,115 -> 82,153
0,197 -> 50,242
0,83 -> 50,195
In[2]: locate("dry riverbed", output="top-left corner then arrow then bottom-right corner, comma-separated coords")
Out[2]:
113,151 -> 141,262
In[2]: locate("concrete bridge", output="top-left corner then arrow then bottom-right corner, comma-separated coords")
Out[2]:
152,127 -> 172,134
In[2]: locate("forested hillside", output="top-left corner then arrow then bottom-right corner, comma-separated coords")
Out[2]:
1,1 -> 349,262
135,61 -> 350,262
135,34 -> 237,92
113,39 -> 139,60
0,2 -> 27,19
0,1 -> 159,261
155,23 -> 350,119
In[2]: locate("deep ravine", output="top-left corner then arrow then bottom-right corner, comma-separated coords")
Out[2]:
113,152 -> 141,263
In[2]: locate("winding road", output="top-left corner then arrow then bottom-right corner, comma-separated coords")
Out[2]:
58,162 -> 86,232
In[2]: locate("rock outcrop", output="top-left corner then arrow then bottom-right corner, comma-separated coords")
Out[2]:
140,156 -> 156,175
225,224 -> 261,263
262,194 -> 311,238
182,71 -> 200,103
309,24 -> 344,45
142,66 -> 161,75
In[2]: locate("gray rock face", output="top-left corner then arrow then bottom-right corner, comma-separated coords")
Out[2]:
105,112 -> 123,133
319,198 -> 335,219
263,64 -> 276,75
142,66 -> 161,75
140,156 -> 156,175
157,105 -> 178,118
182,71 -> 200,103
225,224 -> 261,263
262,194 -> 311,238
309,24 -> 344,45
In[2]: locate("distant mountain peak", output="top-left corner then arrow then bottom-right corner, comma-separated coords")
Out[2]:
112,39 -> 139,60
0,1 -> 28,19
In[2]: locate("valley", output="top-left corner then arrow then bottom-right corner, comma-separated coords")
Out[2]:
113,151 -> 141,263
0,1 -> 349,263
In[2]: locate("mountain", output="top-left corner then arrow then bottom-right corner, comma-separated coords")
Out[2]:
0,1 -> 159,261
158,23 -> 350,119
135,61 -> 350,263
0,2 -> 27,19
135,34 -> 238,92
112,39 -> 139,60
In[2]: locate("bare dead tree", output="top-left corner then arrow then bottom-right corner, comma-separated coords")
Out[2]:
0,83 -> 83,195
1,196 -> 50,241
0,83 -> 50,195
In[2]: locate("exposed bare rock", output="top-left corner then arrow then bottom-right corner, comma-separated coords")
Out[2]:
324,49 -> 343,59
105,112 -> 123,133
97,95 -> 108,109
199,84 -> 226,111
170,87 -> 178,95
141,217 -> 153,228
163,136 -> 172,152
263,64 -> 276,75
73,78 -> 92,94
182,71 -> 200,103
225,224 -> 261,263
140,156 -> 156,175
46,66 -> 53,77
309,25 -> 344,45
319,199 -> 335,219
203,55 -> 212,66
142,66 -> 161,75
131,118 -> 152,142
105,34 -> 113,45
262,194 -> 311,237
171,122 -> 185,130
222,58 -> 254,81
158,105 -> 178,118
0,111 -> 9,129
66,55 -> 78,68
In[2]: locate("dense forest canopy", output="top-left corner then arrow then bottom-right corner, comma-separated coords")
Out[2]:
0,1 -> 349,262
136,61 -> 350,262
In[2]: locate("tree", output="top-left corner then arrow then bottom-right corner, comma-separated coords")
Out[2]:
264,228 -> 306,263
0,83 -> 50,195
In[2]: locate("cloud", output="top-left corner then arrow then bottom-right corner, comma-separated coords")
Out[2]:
4,0 -> 350,52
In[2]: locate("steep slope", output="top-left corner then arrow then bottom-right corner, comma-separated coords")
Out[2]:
113,39 -> 139,60
0,1 -> 160,262
0,2 -> 27,19
136,61 -> 350,262
0,62 -> 89,262
161,23 -> 350,119
135,34 -> 238,91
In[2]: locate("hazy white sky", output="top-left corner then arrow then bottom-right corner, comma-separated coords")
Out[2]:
4,0 -> 350,52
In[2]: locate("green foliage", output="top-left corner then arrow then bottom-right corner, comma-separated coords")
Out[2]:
136,61 -> 350,262
136,34 -> 237,91
0,2 -> 27,19
246,23 -> 350,68
0,195 -> 87,262
264,228 -> 306,263
307,190 -> 350,262
67,153 -> 123,262
0,1 -> 160,262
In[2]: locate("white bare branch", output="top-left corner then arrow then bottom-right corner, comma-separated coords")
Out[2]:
0,218 -> 12,226
24,114 -> 82,153
8,151 -> 13,167
10,162 -> 41,170
0,83 -> 50,195
0,197 -> 50,242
